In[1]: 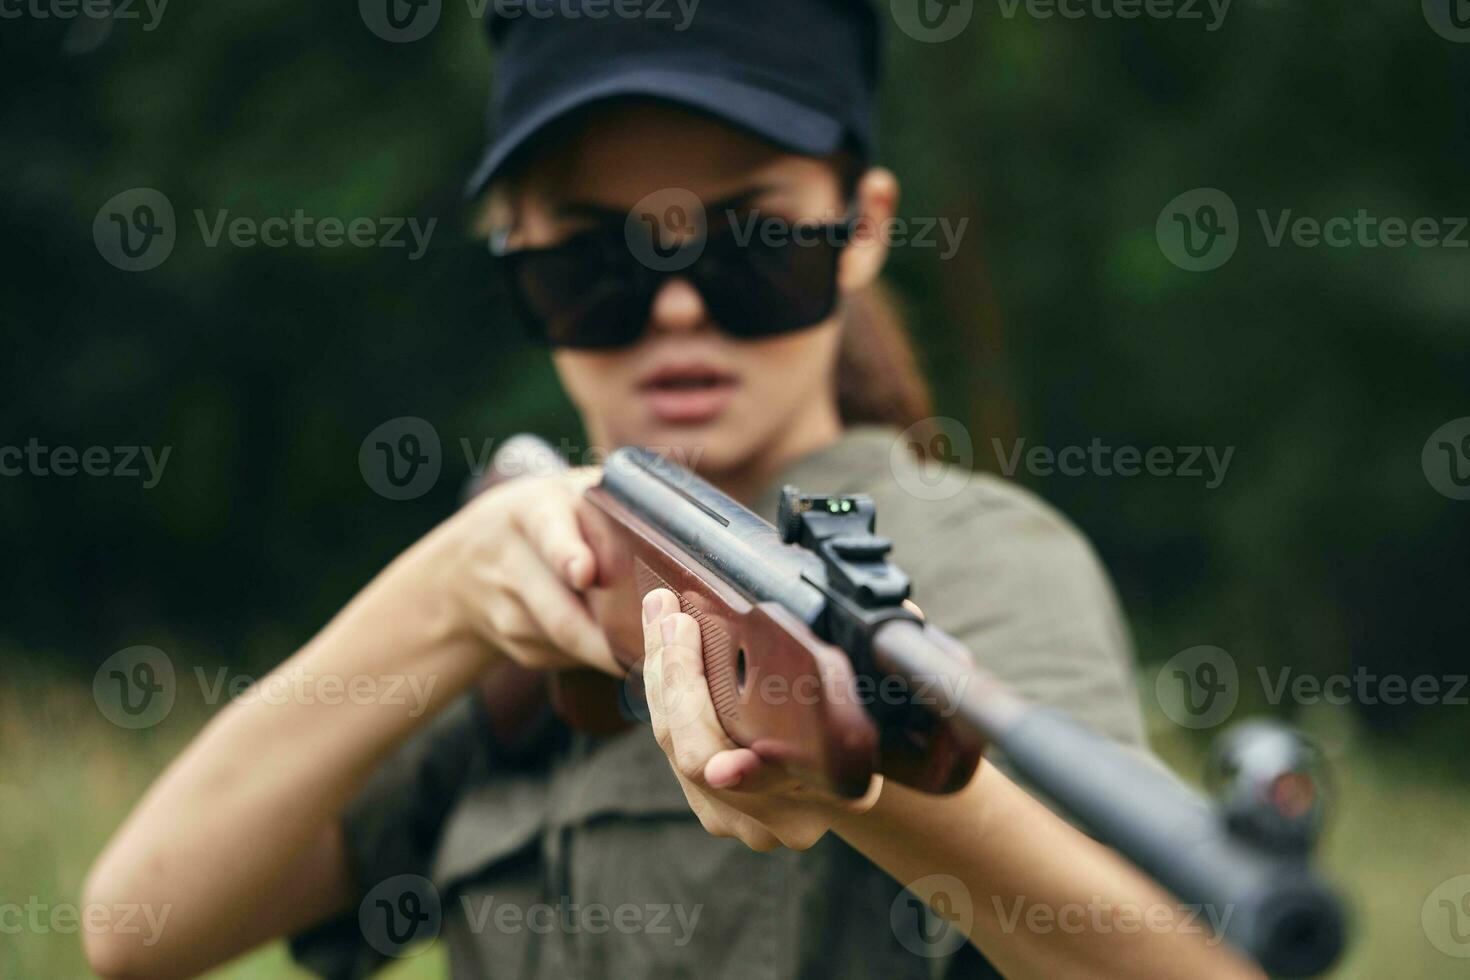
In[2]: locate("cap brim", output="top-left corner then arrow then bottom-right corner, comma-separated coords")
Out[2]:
464,68 -> 845,199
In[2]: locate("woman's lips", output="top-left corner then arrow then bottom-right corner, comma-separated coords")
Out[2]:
638,366 -> 740,425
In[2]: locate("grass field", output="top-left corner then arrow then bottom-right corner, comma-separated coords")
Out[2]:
3,671 -> 1466,978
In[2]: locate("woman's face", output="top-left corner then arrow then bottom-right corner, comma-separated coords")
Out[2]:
500,103 -> 895,489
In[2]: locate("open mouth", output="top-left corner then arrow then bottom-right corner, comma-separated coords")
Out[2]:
637,364 -> 740,425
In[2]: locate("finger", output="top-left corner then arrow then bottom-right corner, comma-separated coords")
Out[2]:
704,748 -> 808,795
643,589 -> 681,752
703,747 -> 766,789
511,542 -> 619,675
649,611 -> 735,781
517,485 -> 597,591
642,589 -> 678,657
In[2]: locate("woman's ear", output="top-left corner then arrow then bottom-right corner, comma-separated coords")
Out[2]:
838,167 -> 900,291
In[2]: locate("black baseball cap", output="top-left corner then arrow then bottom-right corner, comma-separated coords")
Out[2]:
465,0 -> 883,199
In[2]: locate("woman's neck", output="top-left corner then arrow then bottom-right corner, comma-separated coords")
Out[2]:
708,406 -> 844,506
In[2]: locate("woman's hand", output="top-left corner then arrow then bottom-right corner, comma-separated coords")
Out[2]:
640,587 -> 882,851
431,467 -> 620,675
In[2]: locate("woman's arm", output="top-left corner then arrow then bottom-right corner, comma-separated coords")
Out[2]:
641,589 -> 1263,980
834,771 -> 1261,980
84,470 -> 616,980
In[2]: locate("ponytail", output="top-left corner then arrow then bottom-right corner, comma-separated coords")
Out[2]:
836,282 -> 935,432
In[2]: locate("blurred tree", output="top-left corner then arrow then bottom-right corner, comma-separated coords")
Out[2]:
1,0 -> 1464,741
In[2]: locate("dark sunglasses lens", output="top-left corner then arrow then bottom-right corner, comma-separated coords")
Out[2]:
504,236 -> 649,349
697,225 -> 843,339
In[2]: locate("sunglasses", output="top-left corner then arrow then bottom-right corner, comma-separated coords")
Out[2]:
491,204 -> 856,350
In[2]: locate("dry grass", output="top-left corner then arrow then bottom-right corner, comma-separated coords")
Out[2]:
3,671 -> 1465,978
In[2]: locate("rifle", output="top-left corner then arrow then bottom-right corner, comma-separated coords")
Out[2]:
476,436 -> 1348,977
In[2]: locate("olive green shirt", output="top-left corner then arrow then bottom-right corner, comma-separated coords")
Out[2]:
291,426 -> 1147,979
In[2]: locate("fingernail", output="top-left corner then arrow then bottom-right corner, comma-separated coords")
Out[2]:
642,592 -> 661,625
660,616 -> 677,647
708,769 -> 738,789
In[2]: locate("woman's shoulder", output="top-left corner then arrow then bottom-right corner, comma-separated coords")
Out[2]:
776,425 -> 1108,574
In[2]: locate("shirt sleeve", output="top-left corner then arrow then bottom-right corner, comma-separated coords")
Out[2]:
287,693 -> 486,979
896,474 -> 1149,760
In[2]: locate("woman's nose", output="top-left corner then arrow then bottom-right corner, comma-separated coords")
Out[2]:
646,277 -> 709,335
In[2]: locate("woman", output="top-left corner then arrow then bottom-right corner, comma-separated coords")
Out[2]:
85,2 -> 1260,978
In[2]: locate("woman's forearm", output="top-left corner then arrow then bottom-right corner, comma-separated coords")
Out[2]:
83,535 -> 488,979
832,762 -> 1264,980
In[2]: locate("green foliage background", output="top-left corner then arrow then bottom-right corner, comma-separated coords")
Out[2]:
1,0 -> 1467,976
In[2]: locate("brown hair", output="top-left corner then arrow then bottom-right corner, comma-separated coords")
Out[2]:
836,282 -> 934,432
